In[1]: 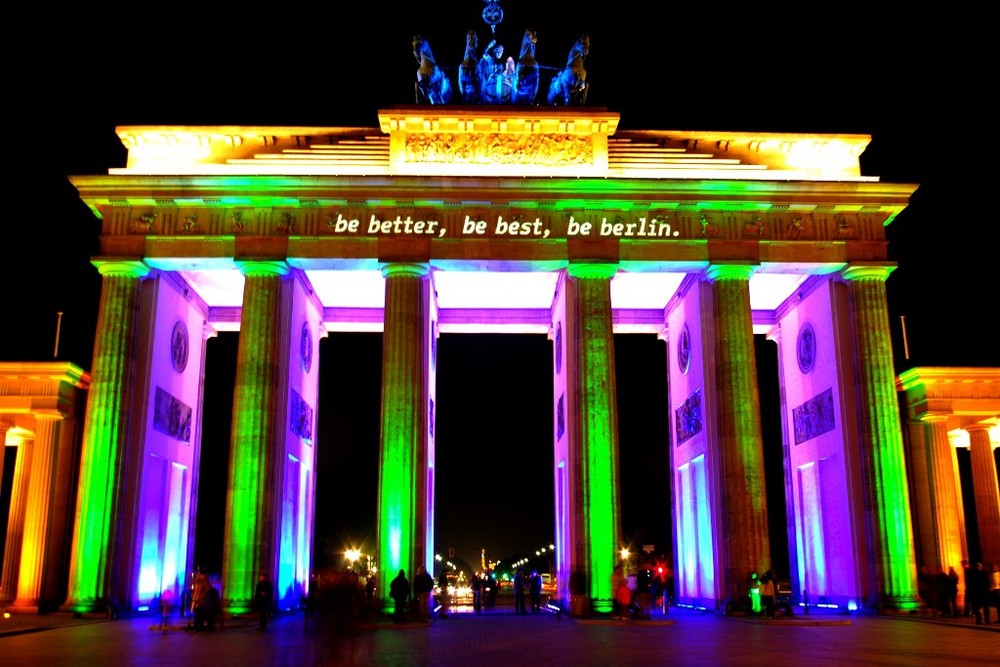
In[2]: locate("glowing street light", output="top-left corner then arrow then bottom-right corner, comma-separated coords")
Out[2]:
345,548 -> 362,570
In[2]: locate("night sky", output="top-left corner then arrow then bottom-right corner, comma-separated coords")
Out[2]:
4,5 -> 990,576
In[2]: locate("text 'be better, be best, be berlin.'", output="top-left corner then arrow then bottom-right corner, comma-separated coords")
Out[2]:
330,213 -> 682,239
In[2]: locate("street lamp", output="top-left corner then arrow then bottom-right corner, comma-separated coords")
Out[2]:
345,547 -> 362,571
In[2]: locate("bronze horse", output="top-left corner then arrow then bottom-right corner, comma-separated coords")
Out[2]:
547,34 -> 589,106
414,35 -> 452,105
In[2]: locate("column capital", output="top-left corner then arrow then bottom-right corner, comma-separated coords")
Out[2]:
841,263 -> 896,282
380,262 -> 429,278
235,259 -> 289,277
705,263 -> 755,281
92,259 -> 150,278
917,411 -> 951,423
566,262 -> 618,279
964,422 -> 995,435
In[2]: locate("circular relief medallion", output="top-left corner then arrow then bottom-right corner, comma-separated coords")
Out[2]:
797,322 -> 816,374
170,320 -> 189,373
677,323 -> 691,374
301,322 -> 313,373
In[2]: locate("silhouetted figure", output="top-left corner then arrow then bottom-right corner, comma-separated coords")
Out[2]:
485,570 -> 499,610
191,572 -> 212,631
513,569 -> 527,614
759,571 -> 776,619
748,571 -> 762,615
414,565 -> 435,622
612,564 -> 628,619
968,562 -> 991,624
389,569 -> 410,623
988,563 -> 1000,623
471,572 -> 483,614
255,573 -> 274,630
529,570 -> 543,614
946,566 -> 960,617
962,560 -> 973,616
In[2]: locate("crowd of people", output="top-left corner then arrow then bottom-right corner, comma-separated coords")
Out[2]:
919,559 -> 1000,624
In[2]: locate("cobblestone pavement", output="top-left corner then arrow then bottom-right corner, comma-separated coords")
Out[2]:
1,604 -> 998,666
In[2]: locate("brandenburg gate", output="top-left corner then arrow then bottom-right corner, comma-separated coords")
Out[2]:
9,106 -> 989,618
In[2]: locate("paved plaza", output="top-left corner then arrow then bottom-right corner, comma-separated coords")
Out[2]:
1,604 -> 998,667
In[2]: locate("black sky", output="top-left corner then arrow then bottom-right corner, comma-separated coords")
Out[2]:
4,5 -> 991,575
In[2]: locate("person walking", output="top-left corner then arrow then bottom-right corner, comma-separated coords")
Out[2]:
389,569 -> 410,623
254,573 -> 274,630
413,564 -> 434,623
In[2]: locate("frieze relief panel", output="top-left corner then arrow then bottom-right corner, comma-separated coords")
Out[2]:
404,133 -> 593,166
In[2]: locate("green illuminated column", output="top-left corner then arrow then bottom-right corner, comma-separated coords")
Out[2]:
376,263 -> 431,608
62,260 -> 148,614
705,264 -> 770,606
920,414 -> 967,571
967,424 -> 1000,564
841,265 -> 919,611
377,263 -> 431,606
565,262 -> 621,615
222,260 -> 288,614
1,433 -> 32,604
10,414 -> 61,613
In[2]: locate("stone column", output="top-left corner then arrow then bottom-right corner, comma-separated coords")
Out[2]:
221,260 -> 288,614
376,262 -> 431,607
62,260 -> 148,614
705,264 -> 770,606
10,414 -> 62,613
0,433 -> 32,604
967,424 -> 1000,565
565,262 -> 621,615
841,265 -> 919,611
922,414 -> 967,572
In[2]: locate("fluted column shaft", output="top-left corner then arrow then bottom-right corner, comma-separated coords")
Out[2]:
924,415 -> 967,571
11,415 -> 62,612
566,263 -> 621,615
376,263 -> 431,606
967,424 -> 1000,564
842,265 -> 918,610
0,434 -> 33,604
222,260 -> 288,614
706,265 -> 770,604
63,261 -> 148,613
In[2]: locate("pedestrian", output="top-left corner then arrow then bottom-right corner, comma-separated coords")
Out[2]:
961,560 -> 973,616
389,569 -> 410,623
472,572 -> 484,614
612,564 -> 628,619
413,564 -> 435,622
748,571 -> 762,615
988,562 -> 1000,624
365,575 -> 376,605
190,571 -> 212,630
255,573 -> 274,630
513,569 -> 527,615
529,570 -> 543,614
946,566 -> 960,617
760,570 -> 776,619
968,562 -> 990,624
